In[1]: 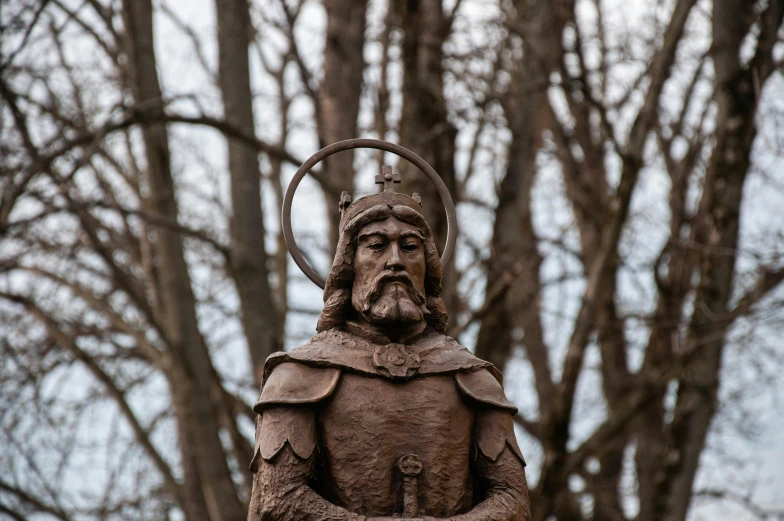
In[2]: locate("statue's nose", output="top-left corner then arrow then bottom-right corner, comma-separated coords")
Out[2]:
385,244 -> 404,270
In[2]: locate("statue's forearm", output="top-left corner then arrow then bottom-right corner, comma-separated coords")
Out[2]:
446,448 -> 531,521
248,446 -> 365,521
446,494 -> 528,521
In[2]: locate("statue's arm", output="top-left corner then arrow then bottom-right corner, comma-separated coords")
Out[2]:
247,408 -> 366,521
450,448 -> 531,521
449,370 -> 530,521
444,409 -> 531,521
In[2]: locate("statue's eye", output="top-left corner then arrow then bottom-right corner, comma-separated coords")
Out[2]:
401,242 -> 419,252
368,241 -> 385,251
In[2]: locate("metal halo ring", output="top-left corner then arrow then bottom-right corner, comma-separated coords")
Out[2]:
282,138 -> 457,289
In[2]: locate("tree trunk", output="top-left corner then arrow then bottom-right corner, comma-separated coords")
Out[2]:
121,1 -> 246,519
216,0 -> 281,383
655,3 -> 783,520
318,0 -> 367,253
475,0 -> 561,385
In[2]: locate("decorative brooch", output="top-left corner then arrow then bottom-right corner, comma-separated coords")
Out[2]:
373,343 -> 420,379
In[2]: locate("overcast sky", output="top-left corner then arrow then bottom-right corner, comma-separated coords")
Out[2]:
3,0 -> 783,518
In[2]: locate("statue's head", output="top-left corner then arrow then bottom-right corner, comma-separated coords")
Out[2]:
284,141 -> 456,334
316,188 -> 447,333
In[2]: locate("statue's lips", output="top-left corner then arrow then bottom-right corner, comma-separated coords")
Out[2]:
376,272 -> 413,284
376,276 -> 414,298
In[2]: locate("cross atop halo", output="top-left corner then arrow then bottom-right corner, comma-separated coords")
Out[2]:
375,165 -> 401,193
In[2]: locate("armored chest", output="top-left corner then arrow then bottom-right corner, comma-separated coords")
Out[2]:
318,373 -> 475,517
252,331 -> 523,518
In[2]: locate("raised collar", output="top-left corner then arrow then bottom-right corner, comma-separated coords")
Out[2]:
263,327 -> 501,382
343,319 -> 427,346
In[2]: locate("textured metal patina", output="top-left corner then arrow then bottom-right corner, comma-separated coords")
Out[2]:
248,140 -> 531,521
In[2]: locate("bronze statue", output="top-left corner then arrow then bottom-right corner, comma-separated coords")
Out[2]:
248,140 -> 531,521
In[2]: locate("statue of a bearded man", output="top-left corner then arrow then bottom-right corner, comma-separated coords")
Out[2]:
248,154 -> 530,521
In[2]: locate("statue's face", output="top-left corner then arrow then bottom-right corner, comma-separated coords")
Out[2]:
351,216 -> 428,326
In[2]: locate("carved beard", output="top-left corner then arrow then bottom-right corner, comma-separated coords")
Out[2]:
352,272 -> 429,325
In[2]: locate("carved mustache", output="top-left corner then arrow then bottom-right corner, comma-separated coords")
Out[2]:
366,271 -> 426,306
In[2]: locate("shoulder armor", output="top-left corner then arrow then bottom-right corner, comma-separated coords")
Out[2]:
250,407 -> 317,470
254,362 -> 340,413
475,409 -> 526,467
455,368 -> 518,413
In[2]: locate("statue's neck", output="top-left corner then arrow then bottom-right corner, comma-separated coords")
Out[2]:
344,317 -> 426,345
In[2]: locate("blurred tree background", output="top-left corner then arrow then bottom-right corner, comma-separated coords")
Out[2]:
1,0 -> 784,520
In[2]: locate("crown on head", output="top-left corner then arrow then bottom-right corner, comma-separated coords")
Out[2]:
338,165 -> 422,222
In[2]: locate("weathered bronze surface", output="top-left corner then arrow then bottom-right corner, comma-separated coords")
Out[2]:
249,140 -> 531,521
